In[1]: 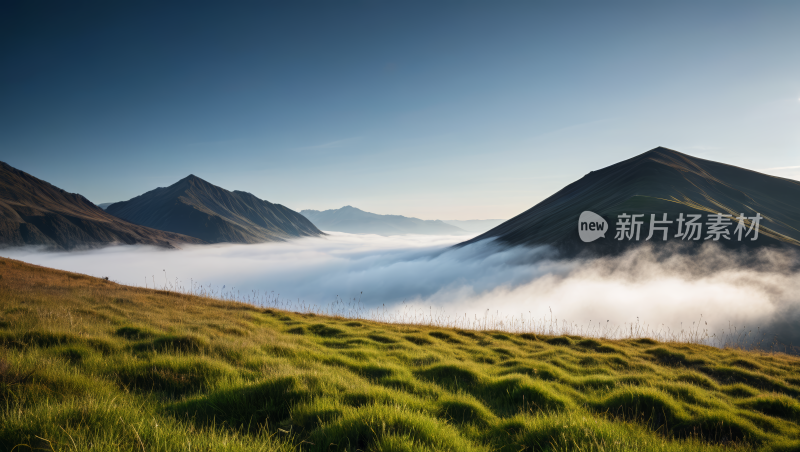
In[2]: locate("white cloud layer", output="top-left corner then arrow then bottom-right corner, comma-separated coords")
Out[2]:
3,233 -> 799,349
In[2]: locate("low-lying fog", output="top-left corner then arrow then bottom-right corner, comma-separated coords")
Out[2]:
3,233 -> 799,350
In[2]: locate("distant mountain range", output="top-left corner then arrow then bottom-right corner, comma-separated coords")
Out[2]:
301,206 -> 469,236
96,202 -> 116,210
106,175 -> 323,243
6,148 -> 798,253
459,147 -> 800,255
0,162 -> 204,250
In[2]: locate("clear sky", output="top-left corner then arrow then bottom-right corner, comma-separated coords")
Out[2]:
2,1 -> 799,220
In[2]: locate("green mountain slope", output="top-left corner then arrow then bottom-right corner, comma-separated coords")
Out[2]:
460,147 -> 800,255
107,175 -> 323,243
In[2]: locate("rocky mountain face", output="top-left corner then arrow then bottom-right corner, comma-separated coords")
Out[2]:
0,162 -> 205,250
106,175 -> 323,243
458,147 -> 800,255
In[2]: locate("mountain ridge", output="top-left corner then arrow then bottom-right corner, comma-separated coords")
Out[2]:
107,175 -> 323,243
301,206 -> 467,236
0,161 -> 205,250
458,147 -> 800,254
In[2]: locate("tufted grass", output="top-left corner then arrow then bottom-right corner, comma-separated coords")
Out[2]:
1,256 -> 800,451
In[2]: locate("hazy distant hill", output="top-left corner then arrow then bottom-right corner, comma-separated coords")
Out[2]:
0,162 -> 205,250
442,219 -> 506,234
106,175 -> 323,243
301,206 -> 467,236
96,202 -> 117,210
459,147 -> 800,254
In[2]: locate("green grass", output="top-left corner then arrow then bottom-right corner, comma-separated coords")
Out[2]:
1,257 -> 800,451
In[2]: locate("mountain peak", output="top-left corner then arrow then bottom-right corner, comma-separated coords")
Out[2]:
180,174 -> 204,183
171,174 -> 217,191
650,146 -> 676,152
640,146 -> 684,158
0,161 -> 205,249
106,175 -> 323,243
458,147 -> 800,253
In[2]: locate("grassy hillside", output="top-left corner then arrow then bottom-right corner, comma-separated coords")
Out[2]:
1,257 -> 800,451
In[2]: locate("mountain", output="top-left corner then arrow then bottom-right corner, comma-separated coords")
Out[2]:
458,147 -> 800,255
301,206 -> 468,236
0,162 -> 205,250
96,202 -> 117,210
106,175 -> 322,243
442,219 -> 506,234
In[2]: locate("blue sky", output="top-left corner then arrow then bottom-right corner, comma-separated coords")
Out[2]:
1,1 -> 799,220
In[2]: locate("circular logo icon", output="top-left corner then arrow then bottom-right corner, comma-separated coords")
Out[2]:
578,211 -> 607,242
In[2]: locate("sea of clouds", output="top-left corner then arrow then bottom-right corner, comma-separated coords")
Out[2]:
3,232 -> 799,349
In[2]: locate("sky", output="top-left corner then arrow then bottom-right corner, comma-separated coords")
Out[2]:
1,1 -> 799,220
